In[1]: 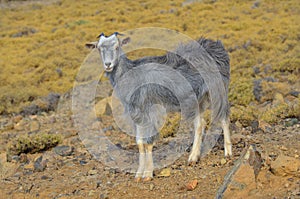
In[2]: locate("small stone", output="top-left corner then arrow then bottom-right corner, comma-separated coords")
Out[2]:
88,169 -> 98,175
19,153 -> 28,163
14,118 -> 26,131
231,134 -> 245,145
88,190 -> 95,196
149,183 -> 155,191
220,158 -> 227,165
24,162 -> 35,170
30,120 -> 40,132
280,146 -> 288,151
41,175 -> 49,180
285,118 -> 299,127
53,145 -> 74,156
96,181 -> 102,188
95,97 -> 112,116
34,155 -> 47,172
158,168 -> 171,177
13,115 -> 23,123
186,179 -> 198,191
79,160 -> 88,165
100,193 -> 109,199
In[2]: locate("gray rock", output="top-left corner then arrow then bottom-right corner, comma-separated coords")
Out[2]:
53,145 -> 74,156
34,155 -> 47,172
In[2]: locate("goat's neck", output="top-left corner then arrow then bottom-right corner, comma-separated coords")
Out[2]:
106,54 -> 133,87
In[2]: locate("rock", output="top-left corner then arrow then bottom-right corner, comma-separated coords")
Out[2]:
19,153 -> 28,163
30,120 -> 40,132
258,120 -> 272,133
88,190 -> 96,196
53,145 -> 74,156
100,193 -> 109,199
14,119 -> 26,131
24,162 -> 35,170
231,134 -> 245,145
34,155 -> 47,172
253,79 -> 262,102
216,145 -> 263,198
88,169 -> 98,175
158,168 -> 171,177
284,118 -> 299,127
149,183 -> 155,191
95,97 -> 112,116
186,179 -> 198,191
289,91 -> 300,97
251,1 -> 260,9
11,27 -> 37,38
21,93 -> 60,115
270,155 -> 300,176
220,158 -> 227,165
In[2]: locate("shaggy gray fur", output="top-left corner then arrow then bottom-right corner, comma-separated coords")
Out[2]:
106,37 -> 230,144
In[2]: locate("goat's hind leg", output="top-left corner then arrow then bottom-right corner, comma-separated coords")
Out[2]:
221,118 -> 232,157
188,113 -> 206,163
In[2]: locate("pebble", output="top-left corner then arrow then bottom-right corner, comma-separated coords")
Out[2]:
79,160 -> 88,165
34,155 -> 47,172
88,190 -> 95,196
280,146 -> 288,151
158,168 -> 171,177
100,193 -> 109,199
88,169 -> 98,175
149,183 -> 155,191
220,158 -> 227,165
53,145 -> 74,156
30,120 -> 40,132
19,153 -> 28,163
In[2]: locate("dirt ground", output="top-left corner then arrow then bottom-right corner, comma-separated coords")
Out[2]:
0,95 -> 299,199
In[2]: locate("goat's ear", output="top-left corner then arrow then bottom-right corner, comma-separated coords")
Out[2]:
85,41 -> 98,49
121,37 -> 130,46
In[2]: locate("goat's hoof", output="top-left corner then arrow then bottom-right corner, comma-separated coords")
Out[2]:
188,154 -> 200,164
143,177 -> 152,182
135,177 -> 142,183
188,160 -> 199,166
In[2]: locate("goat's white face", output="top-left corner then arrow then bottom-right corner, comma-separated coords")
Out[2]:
86,34 -> 130,72
97,35 -> 120,72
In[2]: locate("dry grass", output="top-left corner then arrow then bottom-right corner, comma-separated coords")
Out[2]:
0,0 -> 299,124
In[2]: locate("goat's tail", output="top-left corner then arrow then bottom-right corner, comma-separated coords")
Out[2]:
198,37 -> 230,124
197,37 -> 230,83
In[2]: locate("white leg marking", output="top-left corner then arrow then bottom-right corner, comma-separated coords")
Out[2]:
135,143 -> 145,178
188,114 -> 205,163
221,119 -> 232,157
143,144 -> 154,179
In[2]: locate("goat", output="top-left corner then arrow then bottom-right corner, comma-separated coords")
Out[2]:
86,32 -> 232,182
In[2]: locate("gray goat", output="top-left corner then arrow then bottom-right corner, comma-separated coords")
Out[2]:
86,32 -> 232,182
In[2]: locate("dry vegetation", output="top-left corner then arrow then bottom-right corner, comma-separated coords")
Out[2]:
0,0 -> 299,125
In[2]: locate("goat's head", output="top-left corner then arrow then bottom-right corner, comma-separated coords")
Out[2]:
85,32 -> 130,72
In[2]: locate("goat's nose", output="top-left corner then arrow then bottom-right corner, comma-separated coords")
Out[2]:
105,62 -> 111,67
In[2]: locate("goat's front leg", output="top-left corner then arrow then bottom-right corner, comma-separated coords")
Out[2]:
143,143 -> 153,181
135,142 -> 154,182
135,143 -> 145,181
135,125 -> 154,182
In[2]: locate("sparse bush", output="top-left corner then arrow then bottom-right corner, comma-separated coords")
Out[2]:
7,133 -> 62,155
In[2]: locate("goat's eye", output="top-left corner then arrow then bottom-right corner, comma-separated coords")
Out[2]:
115,46 -> 119,50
